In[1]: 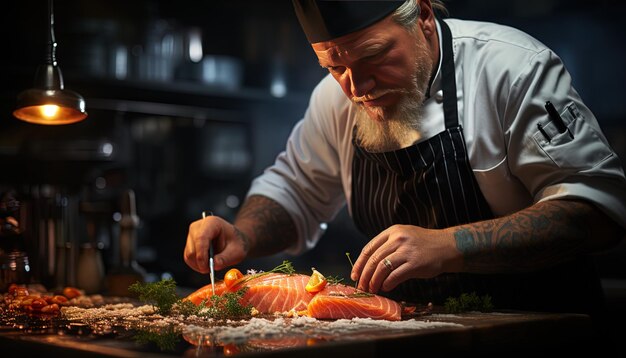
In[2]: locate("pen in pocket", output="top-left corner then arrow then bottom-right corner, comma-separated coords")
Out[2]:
545,101 -> 574,139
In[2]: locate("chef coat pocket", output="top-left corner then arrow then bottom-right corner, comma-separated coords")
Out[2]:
532,102 -> 613,170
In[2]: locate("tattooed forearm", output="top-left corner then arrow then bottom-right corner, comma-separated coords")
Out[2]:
453,199 -> 620,273
234,195 -> 297,257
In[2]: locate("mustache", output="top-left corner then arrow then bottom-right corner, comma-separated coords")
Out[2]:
351,89 -> 406,103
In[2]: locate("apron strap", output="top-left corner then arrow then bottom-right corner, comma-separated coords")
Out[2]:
439,19 -> 459,130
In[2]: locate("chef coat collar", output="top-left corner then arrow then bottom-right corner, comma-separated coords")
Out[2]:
424,18 -> 444,100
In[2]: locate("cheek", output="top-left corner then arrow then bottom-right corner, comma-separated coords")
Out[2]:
331,73 -> 354,98
373,64 -> 414,89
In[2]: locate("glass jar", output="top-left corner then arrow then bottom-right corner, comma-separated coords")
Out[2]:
0,251 -> 31,292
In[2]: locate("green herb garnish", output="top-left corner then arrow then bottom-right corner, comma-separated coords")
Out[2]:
326,275 -> 344,285
237,260 -> 295,286
128,278 -> 254,319
346,252 -> 358,289
348,292 -> 374,298
444,292 -> 493,314
128,278 -> 179,315
133,326 -> 180,351
174,299 -> 202,317
328,291 -> 374,298
200,289 -> 253,320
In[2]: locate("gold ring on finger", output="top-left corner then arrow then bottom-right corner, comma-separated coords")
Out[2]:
383,258 -> 393,271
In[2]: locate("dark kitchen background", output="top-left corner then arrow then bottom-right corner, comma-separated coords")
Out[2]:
1,0 -> 625,313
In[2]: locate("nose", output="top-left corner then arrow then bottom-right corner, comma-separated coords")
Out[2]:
348,68 -> 375,98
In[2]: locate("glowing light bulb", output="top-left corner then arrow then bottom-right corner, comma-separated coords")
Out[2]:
40,104 -> 59,118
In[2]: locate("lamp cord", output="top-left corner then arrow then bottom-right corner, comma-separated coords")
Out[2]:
47,0 -> 57,66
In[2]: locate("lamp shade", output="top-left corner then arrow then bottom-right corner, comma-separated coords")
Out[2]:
13,63 -> 87,125
13,0 -> 87,125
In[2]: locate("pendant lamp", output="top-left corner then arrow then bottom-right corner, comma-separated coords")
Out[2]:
13,0 -> 87,125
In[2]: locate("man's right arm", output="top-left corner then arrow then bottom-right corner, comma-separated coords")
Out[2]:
233,194 -> 298,258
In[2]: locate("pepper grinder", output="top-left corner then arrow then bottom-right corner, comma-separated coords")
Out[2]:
105,189 -> 146,296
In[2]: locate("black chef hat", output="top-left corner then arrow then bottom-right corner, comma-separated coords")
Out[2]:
293,0 -> 405,43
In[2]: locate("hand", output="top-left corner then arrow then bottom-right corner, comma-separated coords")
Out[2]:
183,216 -> 249,274
350,224 -> 461,294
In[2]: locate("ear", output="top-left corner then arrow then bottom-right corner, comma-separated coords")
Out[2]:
418,0 -> 436,38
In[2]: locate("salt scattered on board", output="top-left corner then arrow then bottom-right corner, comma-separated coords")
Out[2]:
58,303 -> 464,347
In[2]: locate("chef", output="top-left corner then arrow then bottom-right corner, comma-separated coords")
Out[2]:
184,0 -> 626,322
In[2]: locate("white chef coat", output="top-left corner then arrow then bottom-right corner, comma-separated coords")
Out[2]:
247,18 -> 626,255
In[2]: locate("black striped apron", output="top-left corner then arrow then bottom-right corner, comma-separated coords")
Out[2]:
350,20 -> 605,316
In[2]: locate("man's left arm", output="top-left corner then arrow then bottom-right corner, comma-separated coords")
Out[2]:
352,198 -> 624,293
452,198 -> 624,273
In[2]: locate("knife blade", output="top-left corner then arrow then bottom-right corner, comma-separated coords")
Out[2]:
202,211 -> 215,296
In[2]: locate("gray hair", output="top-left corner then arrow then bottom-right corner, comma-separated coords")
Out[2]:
391,0 -> 449,30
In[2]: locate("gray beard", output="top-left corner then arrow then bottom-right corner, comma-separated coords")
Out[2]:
355,42 -> 433,153
354,90 -> 425,152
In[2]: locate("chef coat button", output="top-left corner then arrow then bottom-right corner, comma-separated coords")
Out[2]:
434,90 -> 444,102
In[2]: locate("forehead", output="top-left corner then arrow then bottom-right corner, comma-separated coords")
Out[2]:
312,16 -> 400,63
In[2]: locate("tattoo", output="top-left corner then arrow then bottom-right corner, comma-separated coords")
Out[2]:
232,226 -> 250,253
453,200 -> 607,273
234,195 -> 297,256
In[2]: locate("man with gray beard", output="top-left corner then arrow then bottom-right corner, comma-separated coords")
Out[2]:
184,0 -> 626,334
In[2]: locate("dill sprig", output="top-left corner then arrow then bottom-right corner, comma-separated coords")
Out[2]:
348,291 -> 374,298
133,326 -> 180,351
198,289 -> 253,320
346,252 -> 358,288
237,260 -> 295,286
444,292 -> 493,314
328,291 -> 374,298
326,275 -> 344,285
128,278 -> 179,315
172,289 -> 253,319
175,299 -> 202,317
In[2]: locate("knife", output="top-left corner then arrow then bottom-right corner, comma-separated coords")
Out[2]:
202,211 -> 216,296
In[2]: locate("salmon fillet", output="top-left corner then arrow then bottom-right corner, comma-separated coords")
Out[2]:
185,273 -> 313,313
307,284 -> 402,321
185,273 -> 402,320
234,273 -> 313,313
185,281 -> 229,305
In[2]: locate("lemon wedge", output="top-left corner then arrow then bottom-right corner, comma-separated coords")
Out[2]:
305,267 -> 327,293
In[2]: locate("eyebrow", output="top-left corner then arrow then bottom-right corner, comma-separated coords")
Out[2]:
359,41 -> 390,58
318,41 -> 391,68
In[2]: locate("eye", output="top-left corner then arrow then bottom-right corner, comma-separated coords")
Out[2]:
362,52 -> 384,64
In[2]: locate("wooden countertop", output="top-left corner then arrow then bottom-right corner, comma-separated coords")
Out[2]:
0,308 -> 599,357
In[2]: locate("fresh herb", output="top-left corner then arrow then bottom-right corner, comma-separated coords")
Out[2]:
346,252 -> 358,288
328,291 -> 374,298
237,260 -> 295,286
444,292 -> 493,314
128,278 -> 179,315
198,289 -> 253,320
174,299 -> 202,317
133,326 -> 180,351
326,275 -> 344,285
348,292 -> 374,298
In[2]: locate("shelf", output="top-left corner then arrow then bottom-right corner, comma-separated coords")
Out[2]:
68,76 -> 312,109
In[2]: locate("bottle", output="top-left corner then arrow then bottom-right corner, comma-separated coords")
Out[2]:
0,189 -> 31,291
105,189 -> 146,296
76,242 -> 105,294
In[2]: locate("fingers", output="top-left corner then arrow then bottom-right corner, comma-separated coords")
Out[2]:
362,253 -> 406,293
351,229 -> 387,280
377,258 -> 411,292
352,227 -> 400,293
183,216 -> 247,274
183,216 -> 222,274
214,238 -> 243,270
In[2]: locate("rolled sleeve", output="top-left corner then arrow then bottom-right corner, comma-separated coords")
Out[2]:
506,49 -> 626,228
247,78 -> 348,254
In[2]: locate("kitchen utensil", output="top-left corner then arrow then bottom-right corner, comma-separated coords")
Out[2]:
105,189 -> 145,296
202,211 -> 215,296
